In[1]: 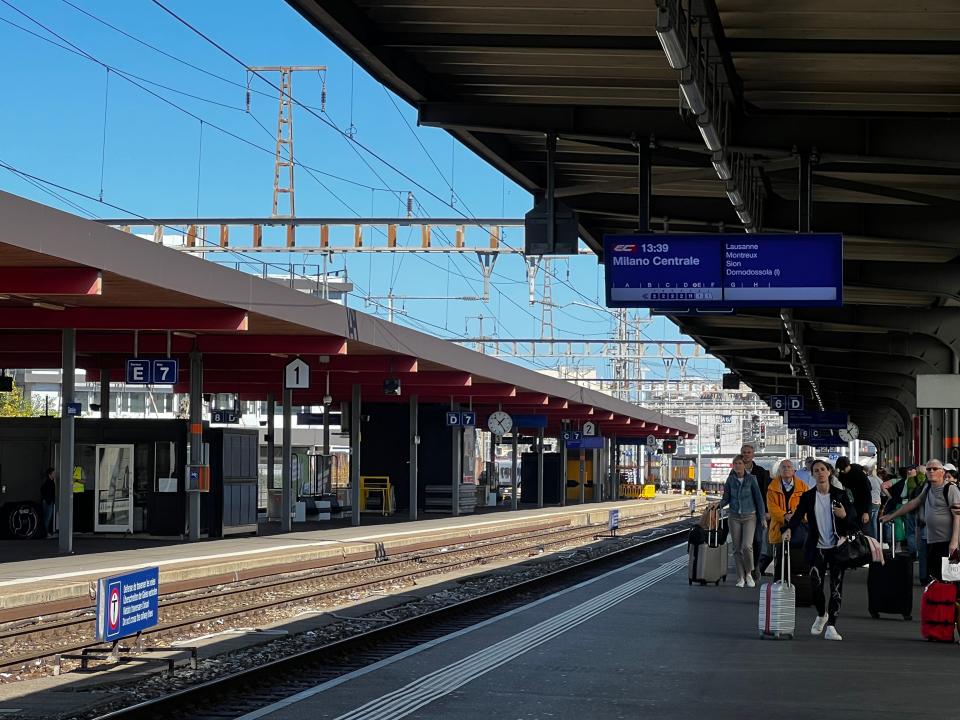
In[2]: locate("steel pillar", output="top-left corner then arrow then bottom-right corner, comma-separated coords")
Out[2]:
409,394 -> 418,521
281,387 -> 292,532
451,401 -> 461,517
188,350 -> 202,542
536,426 -> 544,508
511,431 -> 519,511
266,393 -> 275,497
351,384 -> 361,526
57,329 -> 75,554
99,371 -> 110,420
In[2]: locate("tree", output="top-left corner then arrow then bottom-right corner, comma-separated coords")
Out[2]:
0,380 -> 44,417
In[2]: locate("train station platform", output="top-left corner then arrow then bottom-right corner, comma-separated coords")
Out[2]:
0,496 -> 693,614
245,545 -> 953,720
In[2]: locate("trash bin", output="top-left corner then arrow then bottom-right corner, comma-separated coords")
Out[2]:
267,489 -> 283,521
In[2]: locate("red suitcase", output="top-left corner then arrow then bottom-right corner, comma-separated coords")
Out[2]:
921,580 -> 957,643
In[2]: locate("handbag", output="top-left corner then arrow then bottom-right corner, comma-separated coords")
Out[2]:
834,532 -> 872,568
941,557 -> 960,583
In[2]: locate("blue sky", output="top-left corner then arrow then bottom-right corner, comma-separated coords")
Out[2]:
0,0 -> 722,381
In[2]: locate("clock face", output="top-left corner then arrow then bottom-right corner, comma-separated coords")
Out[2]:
487,411 -> 513,436
839,422 -> 859,442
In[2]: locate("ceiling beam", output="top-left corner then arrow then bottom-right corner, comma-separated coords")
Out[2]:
0,267 -> 101,295
0,308 -> 248,331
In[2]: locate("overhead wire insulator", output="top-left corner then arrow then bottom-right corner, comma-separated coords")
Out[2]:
320,72 -> 327,113
406,191 -> 414,217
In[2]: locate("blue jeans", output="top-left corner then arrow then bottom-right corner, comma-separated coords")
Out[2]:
905,513 -> 917,555
866,506 -> 880,540
42,501 -> 55,535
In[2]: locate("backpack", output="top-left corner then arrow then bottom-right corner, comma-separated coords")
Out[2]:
918,481 -> 960,528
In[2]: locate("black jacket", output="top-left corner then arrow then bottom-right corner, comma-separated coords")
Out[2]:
40,476 -> 56,504
747,462 -> 772,510
839,463 -> 872,519
787,486 -> 857,564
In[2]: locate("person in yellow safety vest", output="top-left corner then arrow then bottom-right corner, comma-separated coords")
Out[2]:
72,465 -> 85,493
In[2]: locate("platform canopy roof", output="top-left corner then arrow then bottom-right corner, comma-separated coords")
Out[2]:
287,0 -> 960,448
0,191 -> 694,440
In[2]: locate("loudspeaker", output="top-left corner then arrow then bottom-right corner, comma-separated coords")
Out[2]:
721,373 -> 740,390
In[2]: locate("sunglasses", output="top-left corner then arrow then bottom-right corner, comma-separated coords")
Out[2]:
926,466 -> 943,471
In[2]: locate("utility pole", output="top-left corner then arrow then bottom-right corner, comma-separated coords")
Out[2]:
246,66 -> 327,218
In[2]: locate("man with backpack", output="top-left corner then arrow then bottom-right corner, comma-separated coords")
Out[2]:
881,459 -> 960,582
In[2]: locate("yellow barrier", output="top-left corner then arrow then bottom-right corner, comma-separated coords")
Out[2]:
642,484 -> 657,498
618,483 -> 657,499
359,476 -> 394,515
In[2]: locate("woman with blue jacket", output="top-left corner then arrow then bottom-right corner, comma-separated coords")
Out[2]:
718,454 -> 766,587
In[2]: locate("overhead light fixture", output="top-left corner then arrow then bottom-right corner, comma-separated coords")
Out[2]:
697,116 -> 722,151
655,0 -> 687,70
679,67 -> 706,115
711,152 -> 732,181
32,301 -> 64,311
725,184 -> 744,207
173,331 -> 197,338
736,208 -> 753,225
0,294 -> 8,300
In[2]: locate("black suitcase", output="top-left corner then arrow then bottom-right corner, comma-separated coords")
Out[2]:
867,553 -> 914,620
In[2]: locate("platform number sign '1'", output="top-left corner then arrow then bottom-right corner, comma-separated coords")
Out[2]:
285,358 -> 310,390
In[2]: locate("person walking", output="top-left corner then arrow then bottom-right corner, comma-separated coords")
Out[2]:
741,443 -> 772,578
795,457 -> 814,485
784,459 -> 857,641
881,459 -> 960,582
836,457 -> 872,531
718,454 -> 766,588
767,458 -> 809,578
866,465 -> 883,540
40,467 -> 56,538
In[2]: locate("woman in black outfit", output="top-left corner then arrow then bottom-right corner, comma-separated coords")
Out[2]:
784,459 -> 857,641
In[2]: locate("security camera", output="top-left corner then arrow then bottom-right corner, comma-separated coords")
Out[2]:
323,394 -> 333,406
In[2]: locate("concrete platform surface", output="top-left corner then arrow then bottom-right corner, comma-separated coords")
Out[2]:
245,546 -> 954,720
0,497 -> 692,610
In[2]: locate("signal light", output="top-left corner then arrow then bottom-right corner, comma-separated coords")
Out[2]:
662,439 -> 677,454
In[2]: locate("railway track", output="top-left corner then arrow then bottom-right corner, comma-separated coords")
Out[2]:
0,508 -> 692,673
87,523 -> 690,720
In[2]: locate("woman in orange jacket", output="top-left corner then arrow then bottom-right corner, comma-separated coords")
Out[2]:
767,458 -> 809,575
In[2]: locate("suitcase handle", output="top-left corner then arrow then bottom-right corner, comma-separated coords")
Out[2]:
781,537 -> 791,586
879,519 -> 893,560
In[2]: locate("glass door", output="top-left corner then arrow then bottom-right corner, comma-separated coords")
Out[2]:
95,445 -> 134,532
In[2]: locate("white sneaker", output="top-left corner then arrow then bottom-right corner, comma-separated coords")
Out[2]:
824,625 -> 843,641
736,578 -> 746,588
745,575 -> 756,588
811,615 -> 828,635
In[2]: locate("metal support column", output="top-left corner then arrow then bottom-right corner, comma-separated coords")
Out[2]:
696,410 -> 703,494
638,140 -> 651,233
99,371 -> 110,420
281,387 -> 292,532
451,401 -> 461,517
266,393 -> 275,499
188,350 -> 203,542
952,351 -> 960,460
511,431 -> 519,511
578,449 -> 586,504
560,428 -> 567,507
613,440 -> 620,500
409,394 -> 418,521
546,133 -> 557,251
322,401 -> 331,456
351,384 -> 361,527
799,151 -> 813,233
536,426 -> 544,508
58,329 -> 76,554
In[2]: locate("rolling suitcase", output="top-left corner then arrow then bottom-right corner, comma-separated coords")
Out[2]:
759,540 -> 795,639
921,580 -> 957,642
867,521 -> 914,620
688,516 -> 728,586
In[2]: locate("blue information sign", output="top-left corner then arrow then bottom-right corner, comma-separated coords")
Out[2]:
125,358 -> 179,385
770,395 -> 786,411
604,234 -> 843,309
511,414 -> 548,429
787,410 -> 848,430
96,567 -> 160,642
445,412 -> 461,427
567,436 -> 604,450
787,395 -> 805,411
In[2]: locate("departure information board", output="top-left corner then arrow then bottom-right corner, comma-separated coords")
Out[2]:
604,234 -> 843,309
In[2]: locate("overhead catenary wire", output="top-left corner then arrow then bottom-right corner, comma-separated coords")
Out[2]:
145,0 -> 668,349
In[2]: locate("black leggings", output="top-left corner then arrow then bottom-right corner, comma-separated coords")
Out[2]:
811,548 -> 845,626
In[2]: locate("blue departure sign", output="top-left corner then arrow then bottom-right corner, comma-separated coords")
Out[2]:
604,234 -> 843,309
